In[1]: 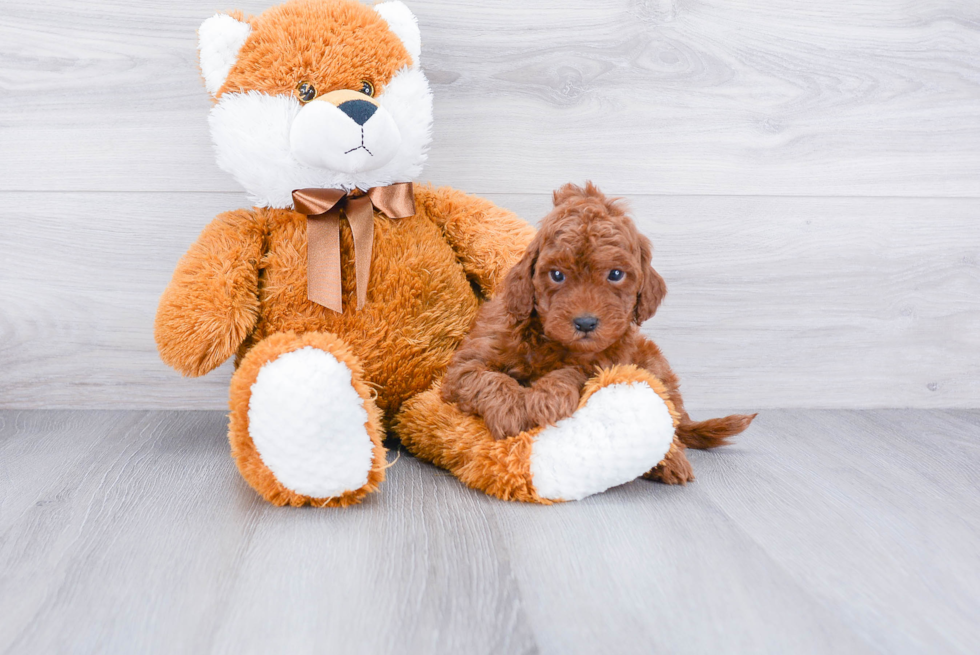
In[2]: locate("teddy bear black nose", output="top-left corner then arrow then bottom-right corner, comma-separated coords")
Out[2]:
337,99 -> 378,126
573,315 -> 599,333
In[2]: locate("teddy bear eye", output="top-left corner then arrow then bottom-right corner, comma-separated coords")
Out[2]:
608,269 -> 625,282
549,270 -> 565,283
360,80 -> 375,97
296,82 -> 317,103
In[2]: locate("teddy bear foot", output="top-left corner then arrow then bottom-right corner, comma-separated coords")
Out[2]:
395,365 -> 678,503
528,367 -> 678,501
228,332 -> 386,507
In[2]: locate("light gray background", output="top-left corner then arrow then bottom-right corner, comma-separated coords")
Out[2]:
2,0 -> 978,410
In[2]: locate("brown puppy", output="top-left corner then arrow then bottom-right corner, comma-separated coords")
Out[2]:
441,182 -> 755,484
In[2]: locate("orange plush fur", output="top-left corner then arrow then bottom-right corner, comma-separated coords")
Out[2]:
157,187 -> 534,504
219,3 -> 412,101
156,0 -> 534,506
159,0 -> 719,507
158,188 -> 533,420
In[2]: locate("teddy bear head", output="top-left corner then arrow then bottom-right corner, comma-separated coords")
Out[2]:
199,0 -> 432,208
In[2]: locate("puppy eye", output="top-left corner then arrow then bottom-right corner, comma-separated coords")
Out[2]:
296,82 -> 317,103
549,270 -> 565,283
608,269 -> 625,282
360,80 -> 375,97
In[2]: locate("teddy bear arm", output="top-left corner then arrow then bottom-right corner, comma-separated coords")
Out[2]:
154,209 -> 264,377
416,185 -> 535,299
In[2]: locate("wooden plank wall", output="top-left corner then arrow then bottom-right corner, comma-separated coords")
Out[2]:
1,0 -> 978,409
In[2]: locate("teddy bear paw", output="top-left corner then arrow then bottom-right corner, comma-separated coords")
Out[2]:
529,380 -> 675,502
232,343 -> 385,506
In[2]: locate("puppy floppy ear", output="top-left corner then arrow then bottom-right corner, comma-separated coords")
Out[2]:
635,235 -> 667,324
502,233 -> 542,322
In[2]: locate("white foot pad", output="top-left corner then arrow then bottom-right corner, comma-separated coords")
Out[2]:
248,347 -> 374,498
530,382 -> 675,501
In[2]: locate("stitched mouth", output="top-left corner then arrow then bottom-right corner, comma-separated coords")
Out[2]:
344,127 -> 373,156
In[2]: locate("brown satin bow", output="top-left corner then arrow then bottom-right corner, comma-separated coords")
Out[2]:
291,183 -> 415,313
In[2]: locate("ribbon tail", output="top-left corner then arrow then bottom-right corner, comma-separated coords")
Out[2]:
307,212 -> 343,313
367,182 -> 416,219
347,195 -> 375,310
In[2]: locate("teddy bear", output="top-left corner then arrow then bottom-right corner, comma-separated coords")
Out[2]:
156,0 -> 680,507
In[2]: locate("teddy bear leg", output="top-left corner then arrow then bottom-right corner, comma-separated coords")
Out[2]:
228,331 -> 386,507
394,365 -> 679,503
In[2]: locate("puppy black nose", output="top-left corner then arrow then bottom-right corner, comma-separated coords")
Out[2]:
337,99 -> 378,126
573,315 -> 599,333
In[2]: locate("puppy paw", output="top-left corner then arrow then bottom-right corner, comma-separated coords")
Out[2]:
643,442 -> 695,485
526,368 -> 587,428
483,405 -> 532,440
468,373 -> 532,439
525,388 -> 578,428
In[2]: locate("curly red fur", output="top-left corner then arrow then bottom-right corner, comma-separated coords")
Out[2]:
441,182 -> 756,484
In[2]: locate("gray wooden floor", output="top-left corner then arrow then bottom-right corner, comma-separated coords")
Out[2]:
1,410 -> 978,654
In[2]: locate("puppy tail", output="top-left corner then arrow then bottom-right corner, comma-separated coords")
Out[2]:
676,413 -> 757,449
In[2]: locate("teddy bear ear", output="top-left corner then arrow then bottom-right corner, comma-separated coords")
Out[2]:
198,13 -> 253,96
373,1 -> 422,68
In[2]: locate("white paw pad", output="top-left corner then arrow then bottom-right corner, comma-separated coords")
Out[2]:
530,382 -> 675,501
248,347 -> 374,498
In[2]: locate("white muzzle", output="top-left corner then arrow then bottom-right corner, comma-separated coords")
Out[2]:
290,94 -> 402,174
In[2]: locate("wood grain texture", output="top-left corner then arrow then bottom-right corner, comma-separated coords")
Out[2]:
487,408 -> 980,654
1,192 -> 977,409
0,0 -> 978,195
690,409 -> 980,654
1,409 -> 978,654
0,411 -> 537,655
1,0 -> 978,408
